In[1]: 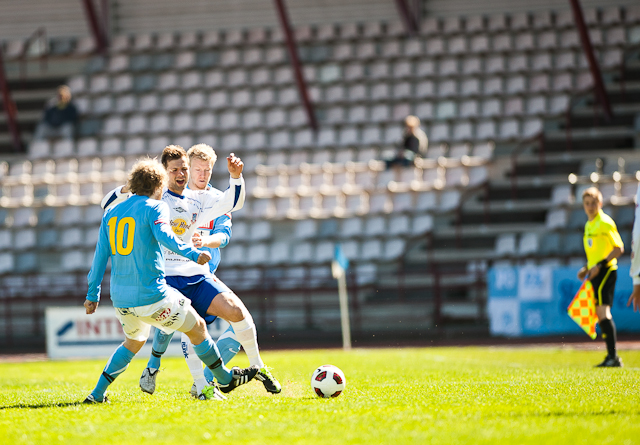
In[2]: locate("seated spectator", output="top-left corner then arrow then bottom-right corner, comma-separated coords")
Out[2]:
385,115 -> 428,169
33,85 -> 78,141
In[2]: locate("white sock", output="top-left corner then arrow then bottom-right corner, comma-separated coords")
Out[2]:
181,332 -> 208,393
230,316 -> 264,369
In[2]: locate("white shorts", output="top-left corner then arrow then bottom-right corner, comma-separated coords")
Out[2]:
114,288 -> 192,341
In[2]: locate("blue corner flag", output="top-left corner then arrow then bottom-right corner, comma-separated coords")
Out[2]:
332,244 -> 350,279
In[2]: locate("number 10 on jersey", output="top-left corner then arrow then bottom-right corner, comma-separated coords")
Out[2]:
107,216 -> 135,256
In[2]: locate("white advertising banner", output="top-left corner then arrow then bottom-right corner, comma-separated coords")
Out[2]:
45,306 -> 229,359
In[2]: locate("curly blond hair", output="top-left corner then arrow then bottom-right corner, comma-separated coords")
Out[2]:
128,158 -> 167,197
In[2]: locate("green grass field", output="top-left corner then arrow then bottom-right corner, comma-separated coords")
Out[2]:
1,346 -> 639,444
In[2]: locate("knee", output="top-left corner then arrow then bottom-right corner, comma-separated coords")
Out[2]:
225,293 -> 248,322
194,316 -> 206,331
596,305 -> 611,321
123,338 -> 145,354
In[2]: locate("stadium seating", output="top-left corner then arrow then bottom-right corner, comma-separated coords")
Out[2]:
1,5 -> 639,311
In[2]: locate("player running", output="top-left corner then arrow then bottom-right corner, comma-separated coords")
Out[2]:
577,187 -> 624,367
83,158 -> 258,403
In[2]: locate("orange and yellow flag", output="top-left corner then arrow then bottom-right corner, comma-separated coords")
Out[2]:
567,280 -> 598,339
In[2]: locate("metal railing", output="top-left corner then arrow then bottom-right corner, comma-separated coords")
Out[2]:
18,27 -> 48,80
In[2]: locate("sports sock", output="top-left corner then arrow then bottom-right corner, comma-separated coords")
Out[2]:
147,329 -> 174,370
192,336 -> 232,385
180,332 -> 208,393
203,365 -> 214,384
599,318 -> 617,358
217,325 -> 242,365
230,316 -> 264,369
91,344 -> 136,401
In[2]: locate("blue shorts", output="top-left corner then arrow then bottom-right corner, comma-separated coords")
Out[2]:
166,275 -> 231,325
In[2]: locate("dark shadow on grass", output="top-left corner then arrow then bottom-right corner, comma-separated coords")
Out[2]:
0,401 -> 84,410
493,410 -> 638,419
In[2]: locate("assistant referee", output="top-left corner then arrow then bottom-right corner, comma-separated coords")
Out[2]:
577,187 -> 624,367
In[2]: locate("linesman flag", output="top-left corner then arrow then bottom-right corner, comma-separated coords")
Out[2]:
567,280 -> 598,339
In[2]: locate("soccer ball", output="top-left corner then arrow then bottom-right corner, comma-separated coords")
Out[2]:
311,364 -> 346,398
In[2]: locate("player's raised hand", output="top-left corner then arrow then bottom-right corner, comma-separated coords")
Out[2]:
196,251 -> 212,265
227,153 -> 244,179
192,232 -> 203,248
84,299 -> 98,315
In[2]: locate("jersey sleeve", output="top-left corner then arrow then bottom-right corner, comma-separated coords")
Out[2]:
86,216 -> 111,302
101,185 -> 132,210
212,214 -> 232,249
605,220 -> 624,249
199,176 -> 245,223
631,184 -> 640,284
150,202 -> 203,262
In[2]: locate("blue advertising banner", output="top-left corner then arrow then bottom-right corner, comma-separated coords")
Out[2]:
487,264 -> 640,337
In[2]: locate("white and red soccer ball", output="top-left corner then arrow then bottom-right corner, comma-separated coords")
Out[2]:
311,365 -> 346,398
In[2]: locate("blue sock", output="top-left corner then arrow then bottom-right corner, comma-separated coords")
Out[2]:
91,344 -> 136,401
203,326 -> 241,382
147,329 -> 174,369
204,366 -> 215,383
217,326 -> 241,365
192,337 -> 232,385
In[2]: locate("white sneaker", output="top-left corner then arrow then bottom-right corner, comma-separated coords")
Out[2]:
139,367 -> 159,394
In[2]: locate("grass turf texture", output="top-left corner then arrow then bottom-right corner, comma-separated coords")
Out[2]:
0,347 -> 639,444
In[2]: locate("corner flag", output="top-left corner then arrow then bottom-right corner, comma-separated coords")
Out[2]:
332,244 -> 351,350
332,244 -> 350,279
567,280 -> 598,339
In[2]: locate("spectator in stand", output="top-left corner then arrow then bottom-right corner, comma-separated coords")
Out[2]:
33,85 -> 78,141
385,115 -> 428,169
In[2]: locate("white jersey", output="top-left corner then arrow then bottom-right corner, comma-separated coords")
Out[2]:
102,176 -> 245,277
630,183 -> 640,285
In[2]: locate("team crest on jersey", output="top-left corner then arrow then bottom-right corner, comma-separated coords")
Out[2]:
588,238 -> 593,247
171,218 -> 190,235
192,213 -> 197,223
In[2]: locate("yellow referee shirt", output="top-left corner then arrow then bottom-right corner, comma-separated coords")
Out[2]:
583,209 -> 624,269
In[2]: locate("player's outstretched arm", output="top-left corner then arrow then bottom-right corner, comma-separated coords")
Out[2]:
210,214 -> 232,249
150,203 -> 210,264
192,231 -> 229,249
86,218 -> 110,304
101,184 -> 132,210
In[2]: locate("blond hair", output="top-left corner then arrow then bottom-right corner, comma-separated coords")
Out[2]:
582,186 -> 603,204
128,158 -> 167,197
404,115 -> 420,129
187,143 -> 217,167
160,145 -> 187,168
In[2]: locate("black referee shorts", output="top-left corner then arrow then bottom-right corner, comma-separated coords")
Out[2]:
589,266 -> 617,307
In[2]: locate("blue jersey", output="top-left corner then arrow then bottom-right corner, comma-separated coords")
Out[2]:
197,213 -> 232,274
86,195 -> 203,308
